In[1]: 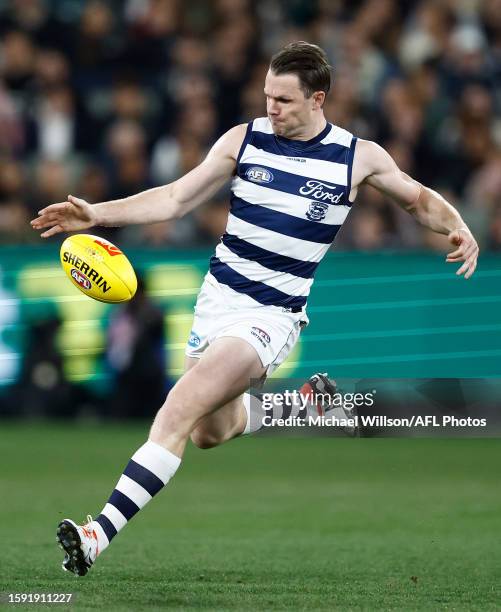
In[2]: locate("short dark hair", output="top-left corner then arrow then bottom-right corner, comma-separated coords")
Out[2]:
270,41 -> 331,98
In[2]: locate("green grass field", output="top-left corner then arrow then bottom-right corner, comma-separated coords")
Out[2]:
1,423 -> 500,611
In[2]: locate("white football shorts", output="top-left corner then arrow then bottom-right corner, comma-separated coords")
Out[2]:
185,272 -> 309,375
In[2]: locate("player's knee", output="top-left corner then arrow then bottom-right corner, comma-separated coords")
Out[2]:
190,427 -> 224,450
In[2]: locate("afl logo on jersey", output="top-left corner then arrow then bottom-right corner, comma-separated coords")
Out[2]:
306,201 -> 329,221
245,166 -> 274,184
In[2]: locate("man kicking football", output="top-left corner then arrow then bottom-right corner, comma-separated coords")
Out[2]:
31,41 -> 478,576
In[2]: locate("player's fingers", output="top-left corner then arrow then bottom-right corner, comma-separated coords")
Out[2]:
464,258 -> 478,279
447,243 -> 477,263
447,239 -> 478,261
446,246 -> 465,260
463,244 -> 479,260
31,212 -> 62,227
456,255 -> 477,277
32,219 -> 54,229
37,202 -> 69,216
40,225 -> 63,238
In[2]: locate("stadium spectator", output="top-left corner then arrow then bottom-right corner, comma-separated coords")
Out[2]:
28,158 -> 74,216
105,275 -> 170,419
6,314 -> 86,418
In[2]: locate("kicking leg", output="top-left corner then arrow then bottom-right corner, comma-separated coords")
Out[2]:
57,337 -> 265,576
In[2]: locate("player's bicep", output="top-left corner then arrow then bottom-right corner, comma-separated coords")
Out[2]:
170,124 -> 245,214
362,141 -> 420,210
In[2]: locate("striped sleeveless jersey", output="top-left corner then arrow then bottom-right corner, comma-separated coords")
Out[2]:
209,117 -> 357,311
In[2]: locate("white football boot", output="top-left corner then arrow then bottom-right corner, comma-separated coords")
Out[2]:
56,515 -> 99,576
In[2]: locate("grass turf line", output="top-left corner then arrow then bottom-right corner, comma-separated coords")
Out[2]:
0,423 -> 500,610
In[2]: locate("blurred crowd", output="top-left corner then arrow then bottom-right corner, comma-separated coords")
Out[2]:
1,0 -> 501,251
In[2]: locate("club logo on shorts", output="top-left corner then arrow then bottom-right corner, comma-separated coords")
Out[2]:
188,331 -> 201,347
71,268 -> 92,290
251,327 -> 271,347
245,166 -> 274,184
305,201 -> 329,221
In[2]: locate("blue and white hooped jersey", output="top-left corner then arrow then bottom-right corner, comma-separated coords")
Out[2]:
209,117 -> 357,311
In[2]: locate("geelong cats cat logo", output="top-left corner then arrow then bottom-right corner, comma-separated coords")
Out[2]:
305,201 -> 329,221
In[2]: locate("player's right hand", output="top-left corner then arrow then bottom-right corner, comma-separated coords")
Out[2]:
31,195 -> 97,238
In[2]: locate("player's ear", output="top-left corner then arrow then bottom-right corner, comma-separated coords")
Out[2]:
312,90 -> 325,110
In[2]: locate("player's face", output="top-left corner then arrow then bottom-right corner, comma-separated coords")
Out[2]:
264,70 -> 321,138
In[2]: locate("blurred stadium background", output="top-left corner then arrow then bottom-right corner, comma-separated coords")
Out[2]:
0,0 -> 500,417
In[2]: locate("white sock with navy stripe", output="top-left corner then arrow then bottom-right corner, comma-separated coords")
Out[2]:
92,440 -> 181,553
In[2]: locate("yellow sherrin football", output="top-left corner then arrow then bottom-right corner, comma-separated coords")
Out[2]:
60,234 -> 137,303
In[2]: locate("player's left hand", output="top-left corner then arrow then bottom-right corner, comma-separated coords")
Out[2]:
446,228 -> 479,279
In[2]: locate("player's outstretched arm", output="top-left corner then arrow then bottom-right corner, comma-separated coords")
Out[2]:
31,124 -> 246,238
354,139 -> 479,279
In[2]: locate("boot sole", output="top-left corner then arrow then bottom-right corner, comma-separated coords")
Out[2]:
56,520 -> 90,576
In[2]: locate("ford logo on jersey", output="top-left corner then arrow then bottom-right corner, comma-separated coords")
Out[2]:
245,166 -> 274,184
306,201 -> 329,221
299,180 -> 343,203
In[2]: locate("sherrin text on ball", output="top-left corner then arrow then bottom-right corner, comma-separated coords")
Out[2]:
60,234 -> 137,303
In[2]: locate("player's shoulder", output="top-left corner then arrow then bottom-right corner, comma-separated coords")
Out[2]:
214,118 -> 272,160
220,123 -> 248,143
354,138 -> 384,154
210,123 -> 248,161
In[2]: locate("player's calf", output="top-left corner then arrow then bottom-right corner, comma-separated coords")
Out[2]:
190,429 -> 224,449
190,395 -> 248,449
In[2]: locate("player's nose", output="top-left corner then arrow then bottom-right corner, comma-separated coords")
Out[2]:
267,101 -> 279,115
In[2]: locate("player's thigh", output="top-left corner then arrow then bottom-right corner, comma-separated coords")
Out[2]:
184,355 -> 200,373
168,336 -> 265,419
